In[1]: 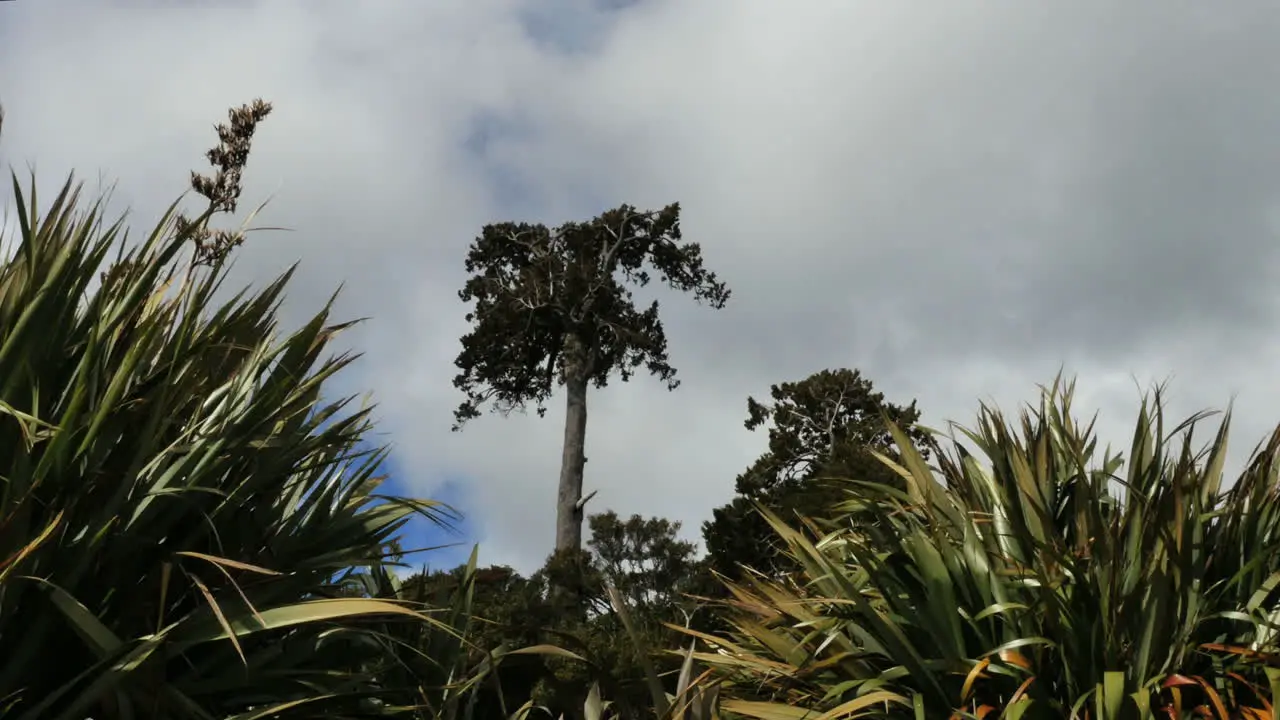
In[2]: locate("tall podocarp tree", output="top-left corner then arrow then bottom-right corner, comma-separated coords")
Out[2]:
451,203 -> 729,552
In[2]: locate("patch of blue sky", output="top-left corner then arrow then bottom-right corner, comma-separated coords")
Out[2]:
279,381 -> 475,574
462,110 -> 544,220
380,459 -> 476,574
517,0 -> 643,56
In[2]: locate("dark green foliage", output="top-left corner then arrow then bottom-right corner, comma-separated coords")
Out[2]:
392,560 -> 552,719
450,203 -> 730,427
536,512 -> 706,719
584,511 -> 700,619
418,512 -> 706,720
702,368 -> 929,581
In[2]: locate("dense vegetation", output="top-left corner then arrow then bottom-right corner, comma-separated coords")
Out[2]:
4,101 -> 1280,719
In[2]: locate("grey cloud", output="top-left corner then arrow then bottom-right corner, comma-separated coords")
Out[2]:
483,3 -> 1280,377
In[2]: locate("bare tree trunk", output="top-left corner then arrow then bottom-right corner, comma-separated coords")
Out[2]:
555,334 -> 590,552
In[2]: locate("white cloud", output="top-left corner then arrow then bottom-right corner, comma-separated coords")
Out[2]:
6,0 -> 1280,573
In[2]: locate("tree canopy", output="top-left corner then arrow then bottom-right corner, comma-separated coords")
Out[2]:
451,203 -> 730,428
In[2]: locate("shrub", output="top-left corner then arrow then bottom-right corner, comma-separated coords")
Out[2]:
0,101 -> 455,719
692,378 -> 1280,719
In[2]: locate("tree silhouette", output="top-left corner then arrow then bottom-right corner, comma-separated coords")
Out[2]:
452,203 -> 729,552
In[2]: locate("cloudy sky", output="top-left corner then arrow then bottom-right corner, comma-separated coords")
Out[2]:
5,0 -> 1280,573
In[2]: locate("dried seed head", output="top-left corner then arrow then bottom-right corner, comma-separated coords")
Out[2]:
179,98 -> 272,267
99,258 -> 136,289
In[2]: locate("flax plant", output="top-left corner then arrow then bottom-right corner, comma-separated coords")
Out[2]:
688,378 -> 1280,719
0,101 -> 460,719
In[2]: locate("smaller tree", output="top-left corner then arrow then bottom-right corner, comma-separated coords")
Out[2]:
493,511 -> 706,719
703,368 -> 929,580
587,511 -> 700,618
451,204 -> 730,554
388,513 -> 707,720
394,563 -> 552,718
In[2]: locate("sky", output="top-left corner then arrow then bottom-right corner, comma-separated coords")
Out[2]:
5,0 -> 1280,573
